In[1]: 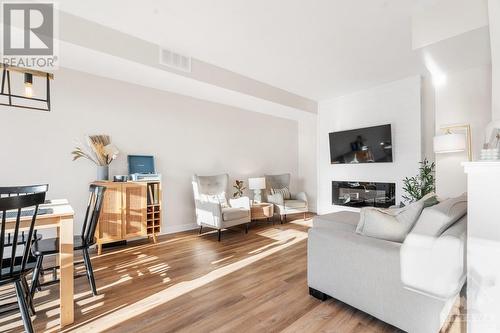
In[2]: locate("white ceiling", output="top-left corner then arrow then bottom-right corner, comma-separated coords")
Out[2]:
58,0 -> 425,100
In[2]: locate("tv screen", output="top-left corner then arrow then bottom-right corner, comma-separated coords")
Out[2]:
329,124 -> 393,164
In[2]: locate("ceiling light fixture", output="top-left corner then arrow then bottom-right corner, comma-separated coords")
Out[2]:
0,64 -> 53,111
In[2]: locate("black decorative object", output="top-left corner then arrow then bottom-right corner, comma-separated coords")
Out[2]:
0,64 -> 53,111
332,181 -> 396,208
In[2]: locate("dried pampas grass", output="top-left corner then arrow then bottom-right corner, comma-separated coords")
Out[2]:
72,135 -> 119,166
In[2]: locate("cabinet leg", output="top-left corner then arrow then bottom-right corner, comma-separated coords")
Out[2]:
97,244 -> 102,256
153,233 -> 158,243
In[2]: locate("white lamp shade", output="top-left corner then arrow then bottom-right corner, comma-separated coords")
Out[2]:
248,177 -> 266,190
433,133 -> 466,153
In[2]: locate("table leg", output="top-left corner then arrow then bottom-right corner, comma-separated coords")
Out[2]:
59,216 -> 74,327
55,227 -> 60,270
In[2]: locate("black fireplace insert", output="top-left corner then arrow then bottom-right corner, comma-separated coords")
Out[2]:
332,181 -> 396,208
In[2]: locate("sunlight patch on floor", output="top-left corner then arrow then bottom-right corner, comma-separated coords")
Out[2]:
290,218 -> 313,228
211,255 -> 234,265
70,229 -> 308,332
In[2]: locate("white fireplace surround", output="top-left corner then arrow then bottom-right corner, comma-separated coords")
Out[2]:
317,76 -> 422,214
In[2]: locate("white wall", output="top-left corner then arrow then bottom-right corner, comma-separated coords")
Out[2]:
489,0 -> 500,120
422,76 -> 436,160
435,65 -> 492,197
0,68 -> 302,234
317,76 -> 422,214
298,114 -> 317,212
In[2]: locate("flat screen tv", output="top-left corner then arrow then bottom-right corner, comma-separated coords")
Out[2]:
329,124 -> 393,164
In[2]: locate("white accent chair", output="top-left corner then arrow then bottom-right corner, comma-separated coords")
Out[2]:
264,174 -> 308,223
192,174 -> 251,241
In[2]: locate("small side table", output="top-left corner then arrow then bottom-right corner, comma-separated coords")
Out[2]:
250,202 -> 274,222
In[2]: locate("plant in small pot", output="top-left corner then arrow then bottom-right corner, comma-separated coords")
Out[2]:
72,135 -> 119,181
402,158 -> 436,205
232,180 -> 246,198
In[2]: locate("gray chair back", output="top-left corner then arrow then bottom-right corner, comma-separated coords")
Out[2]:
264,174 -> 291,201
192,174 -> 229,195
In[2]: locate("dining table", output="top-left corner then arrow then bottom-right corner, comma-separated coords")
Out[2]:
4,199 -> 75,327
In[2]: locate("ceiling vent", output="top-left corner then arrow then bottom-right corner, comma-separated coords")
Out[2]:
159,47 -> 191,73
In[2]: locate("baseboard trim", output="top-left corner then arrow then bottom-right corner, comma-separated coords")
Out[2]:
161,223 -> 199,235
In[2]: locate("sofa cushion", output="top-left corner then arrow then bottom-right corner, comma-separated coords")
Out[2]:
356,193 -> 435,243
313,211 -> 359,232
410,193 -> 467,237
222,207 -> 248,221
284,199 -> 307,209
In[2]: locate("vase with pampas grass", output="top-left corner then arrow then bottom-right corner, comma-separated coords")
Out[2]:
72,135 -> 119,181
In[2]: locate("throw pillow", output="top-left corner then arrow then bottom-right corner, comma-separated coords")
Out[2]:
410,193 -> 467,237
356,193 -> 436,243
271,187 -> 291,200
202,192 -> 229,208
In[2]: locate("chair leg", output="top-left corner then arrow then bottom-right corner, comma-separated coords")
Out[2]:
280,215 -> 283,224
245,223 -> 249,234
217,229 -> 222,242
21,276 -> 35,316
83,248 -> 98,296
15,280 -> 34,333
199,226 -> 203,234
31,255 -> 44,297
284,214 -> 287,223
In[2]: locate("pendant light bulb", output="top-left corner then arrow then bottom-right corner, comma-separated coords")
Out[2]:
24,73 -> 33,97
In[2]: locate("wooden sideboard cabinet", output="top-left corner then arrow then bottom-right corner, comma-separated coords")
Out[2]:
92,181 -> 162,254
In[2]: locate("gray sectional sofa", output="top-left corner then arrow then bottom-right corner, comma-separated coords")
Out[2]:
307,209 -> 466,333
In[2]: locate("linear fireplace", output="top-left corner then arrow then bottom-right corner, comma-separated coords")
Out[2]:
332,181 -> 396,208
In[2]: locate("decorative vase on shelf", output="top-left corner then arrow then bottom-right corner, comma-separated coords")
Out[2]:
71,134 -> 119,182
96,165 -> 109,181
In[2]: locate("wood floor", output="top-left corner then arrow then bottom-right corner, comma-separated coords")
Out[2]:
0,214 -> 465,333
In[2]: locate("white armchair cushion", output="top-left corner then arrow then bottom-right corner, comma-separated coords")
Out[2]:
201,192 -> 228,208
284,199 -> 307,209
293,191 -> 308,203
222,207 -> 249,221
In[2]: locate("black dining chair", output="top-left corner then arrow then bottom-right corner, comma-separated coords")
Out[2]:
30,185 -> 106,297
0,184 -> 49,319
0,192 -> 46,333
0,185 -> 49,248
